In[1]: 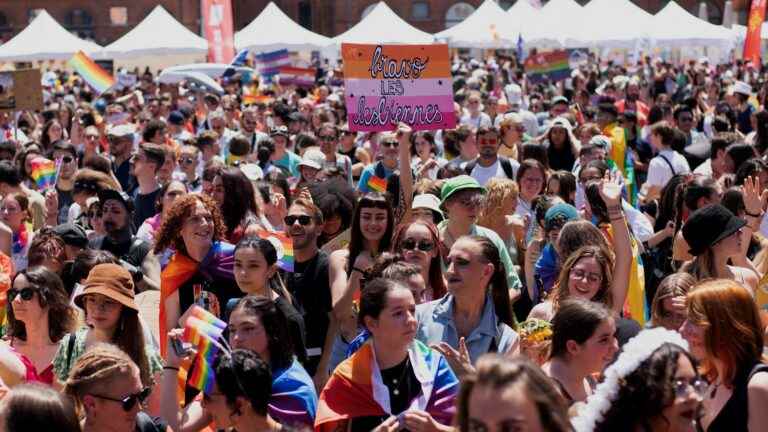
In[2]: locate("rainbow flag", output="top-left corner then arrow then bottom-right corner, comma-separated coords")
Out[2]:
68,51 -> 115,94
183,314 -> 227,394
29,157 -> 57,190
315,340 -> 458,431
524,50 -> 571,84
189,305 -> 227,331
188,356 -> 216,394
255,228 -> 294,272
367,176 -> 387,193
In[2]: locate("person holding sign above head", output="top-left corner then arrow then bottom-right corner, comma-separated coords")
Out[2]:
357,132 -> 399,194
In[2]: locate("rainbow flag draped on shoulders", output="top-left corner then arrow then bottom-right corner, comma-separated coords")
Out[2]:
315,339 -> 458,432
270,358 -> 319,427
159,241 -> 235,357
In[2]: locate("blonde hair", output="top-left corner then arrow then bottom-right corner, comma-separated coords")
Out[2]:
63,343 -> 138,416
650,273 -> 695,325
477,178 -> 519,229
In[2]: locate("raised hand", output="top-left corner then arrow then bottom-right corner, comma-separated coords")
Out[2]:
598,171 -> 622,207
743,176 -> 765,216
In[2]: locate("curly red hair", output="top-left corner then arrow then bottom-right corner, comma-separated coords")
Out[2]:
153,194 -> 227,255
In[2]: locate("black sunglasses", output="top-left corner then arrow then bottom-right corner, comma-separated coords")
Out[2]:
61,156 -> 74,164
178,157 -> 195,165
319,135 -> 336,142
91,387 -> 151,412
401,238 -> 434,252
380,140 -> 398,148
284,215 -> 312,226
8,288 -> 35,302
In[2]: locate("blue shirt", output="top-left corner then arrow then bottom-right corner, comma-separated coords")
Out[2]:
274,151 -> 302,178
357,163 -> 395,193
415,294 -> 519,365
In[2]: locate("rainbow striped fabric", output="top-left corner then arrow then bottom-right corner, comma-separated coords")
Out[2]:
315,339 -> 458,431
183,307 -> 228,394
68,51 -> 115,94
524,50 -> 571,84
255,227 -> 294,272
367,176 -> 387,193
29,157 -> 57,190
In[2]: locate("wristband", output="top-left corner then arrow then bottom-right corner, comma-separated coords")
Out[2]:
745,210 -> 764,218
163,366 -> 180,371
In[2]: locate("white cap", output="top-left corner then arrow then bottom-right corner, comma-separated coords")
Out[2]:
299,148 -> 326,170
240,163 -> 264,182
106,123 -> 137,137
412,194 -> 444,218
506,83 -> 523,105
733,81 -> 752,96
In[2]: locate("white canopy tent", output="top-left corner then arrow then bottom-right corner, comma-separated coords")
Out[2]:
506,0 -> 542,41
0,10 -> 103,61
332,2 -> 434,45
102,5 -> 208,58
652,1 -> 736,47
434,0 -> 518,48
235,2 -> 332,52
522,0 -> 587,47
578,0 -> 654,48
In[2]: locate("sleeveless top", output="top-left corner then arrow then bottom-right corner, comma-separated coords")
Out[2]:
8,344 -> 54,385
702,362 -> 768,432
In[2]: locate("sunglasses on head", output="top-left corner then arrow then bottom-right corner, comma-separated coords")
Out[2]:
91,387 -> 151,412
284,215 -> 312,226
401,238 -> 434,252
8,288 -> 34,302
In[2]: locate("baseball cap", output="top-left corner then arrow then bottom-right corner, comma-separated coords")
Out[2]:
98,189 -> 133,213
440,175 -> 485,205
299,148 -> 325,170
53,223 -> 88,249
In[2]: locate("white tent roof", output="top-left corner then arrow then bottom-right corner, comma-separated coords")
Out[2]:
0,10 -> 103,61
652,1 -> 736,46
235,2 -> 332,52
103,6 -> 207,58
435,0 -> 518,48
506,0 -> 542,39
333,2 -> 434,45
578,0 -> 654,48
522,0 -> 586,47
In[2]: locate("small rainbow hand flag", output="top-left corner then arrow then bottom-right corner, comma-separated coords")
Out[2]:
29,157 -> 57,190
367,176 -> 387,193
188,305 -> 227,332
182,308 -> 229,395
68,51 -> 115,94
255,228 -> 294,272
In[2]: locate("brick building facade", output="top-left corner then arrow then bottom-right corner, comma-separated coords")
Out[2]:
0,0 -> 754,45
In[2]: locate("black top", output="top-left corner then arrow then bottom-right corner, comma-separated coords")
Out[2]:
702,362 -> 768,432
133,187 -> 161,228
178,270 -> 241,321
349,357 -> 420,432
56,187 -> 73,225
113,158 -> 134,194
284,250 -> 332,376
547,143 -> 576,171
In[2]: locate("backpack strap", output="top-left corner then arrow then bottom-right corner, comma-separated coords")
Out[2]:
487,320 -> 506,354
464,159 -> 478,176
658,153 -> 676,176
65,333 -> 76,373
499,157 -> 515,179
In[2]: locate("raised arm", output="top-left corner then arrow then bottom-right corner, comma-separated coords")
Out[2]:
600,172 -> 632,314
397,123 -> 414,211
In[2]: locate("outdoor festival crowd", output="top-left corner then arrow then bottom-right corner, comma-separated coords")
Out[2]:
0,49 -> 767,432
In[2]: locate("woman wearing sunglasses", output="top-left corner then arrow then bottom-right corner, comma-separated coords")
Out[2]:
3,267 -> 76,386
53,264 -> 163,413
392,220 -> 446,302
64,343 -> 163,432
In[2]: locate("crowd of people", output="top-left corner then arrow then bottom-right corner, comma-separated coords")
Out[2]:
0,49 -> 764,432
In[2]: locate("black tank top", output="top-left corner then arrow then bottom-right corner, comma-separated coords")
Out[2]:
702,362 -> 768,432
339,146 -> 360,165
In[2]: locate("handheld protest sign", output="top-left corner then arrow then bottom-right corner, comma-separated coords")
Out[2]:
342,43 -> 455,132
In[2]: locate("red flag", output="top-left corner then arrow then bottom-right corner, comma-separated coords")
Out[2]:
201,0 -> 235,63
744,0 -> 767,66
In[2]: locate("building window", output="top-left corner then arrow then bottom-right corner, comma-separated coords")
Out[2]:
110,7 -> 128,26
0,12 -> 8,29
412,2 -> 430,20
445,2 -> 476,29
65,8 -> 95,39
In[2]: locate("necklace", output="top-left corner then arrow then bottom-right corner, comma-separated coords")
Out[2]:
384,357 -> 411,397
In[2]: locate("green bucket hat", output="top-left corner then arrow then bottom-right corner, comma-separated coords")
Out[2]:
440,175 -> 485,205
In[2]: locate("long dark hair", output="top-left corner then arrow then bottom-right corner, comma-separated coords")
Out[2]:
594,344 -> 698,432
7,267 -> 76,344
392,220 -> 447,299
216,168 -> 260,237
550,298 -> 612,359
463,235 -> 515,329
347,193 -> 394,274
231,295 -> 294,370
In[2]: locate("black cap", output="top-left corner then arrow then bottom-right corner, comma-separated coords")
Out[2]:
682,204 -> 746,256
168,111 -> 185,126
97,189 -> 133,213
53,223 -> 88,248
288,111 -> 307,122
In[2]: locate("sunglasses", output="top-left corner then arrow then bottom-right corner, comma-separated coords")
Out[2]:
319,135 -> 336,142
380,141 -> 398,148
91,387 -> 151,412
178,157 -> 195,165
479,137 -> 498,145
401,238 -> 434,252
60,156 -> 74,164
8,288 -> 35,302
85,134 -> 99,140
284,215 -> 312,226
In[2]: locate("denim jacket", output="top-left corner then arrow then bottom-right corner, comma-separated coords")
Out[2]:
415,293 -> 519,365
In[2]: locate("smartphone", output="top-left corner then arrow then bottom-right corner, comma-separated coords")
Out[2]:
171,338 -> 192,358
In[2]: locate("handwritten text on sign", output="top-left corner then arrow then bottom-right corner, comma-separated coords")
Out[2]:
342,43 -> 456,132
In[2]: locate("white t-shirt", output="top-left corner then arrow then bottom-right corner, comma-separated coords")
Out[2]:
646,149 -> 690,189
460,112 -> 492,129
471,160 -> 505,186
693,159 -> 713,177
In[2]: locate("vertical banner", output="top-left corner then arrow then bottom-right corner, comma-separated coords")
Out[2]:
201,0 -> 235,63
744,0 -> 767,66
342,43 -> 455,132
